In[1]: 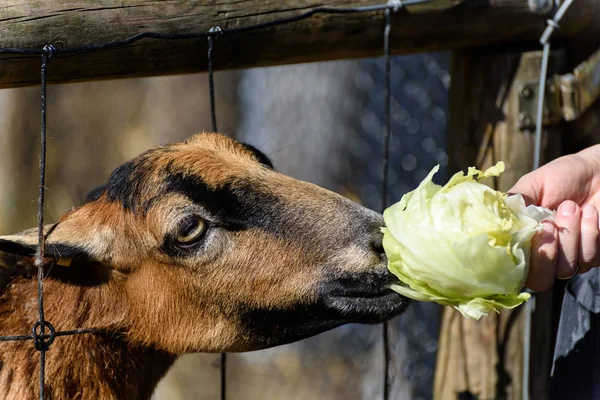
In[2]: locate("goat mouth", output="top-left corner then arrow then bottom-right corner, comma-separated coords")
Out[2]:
324,289 -> 409,324
236,273 -> 408,350
320,269 -> 410,324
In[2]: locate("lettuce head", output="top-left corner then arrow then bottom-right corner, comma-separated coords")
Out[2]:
383,162 -> 554,320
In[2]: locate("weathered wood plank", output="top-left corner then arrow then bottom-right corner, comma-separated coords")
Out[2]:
0,0 -> 594,87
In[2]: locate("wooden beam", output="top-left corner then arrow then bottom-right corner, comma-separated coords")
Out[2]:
0,0 -> 595,88
434,49 -> 566,400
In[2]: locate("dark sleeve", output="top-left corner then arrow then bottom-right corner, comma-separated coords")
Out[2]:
550,269 -> 600,399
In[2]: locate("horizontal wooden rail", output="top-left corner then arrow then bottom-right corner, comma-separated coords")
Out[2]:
0,0 -> 595,87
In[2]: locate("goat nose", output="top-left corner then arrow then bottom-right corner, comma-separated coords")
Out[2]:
354,206 -> 384,250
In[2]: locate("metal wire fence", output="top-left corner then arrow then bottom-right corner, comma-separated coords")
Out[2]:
0,2 -> 430,399
0,1 -> 572,398
232,52 -> 450,400
355,52 -> 449,400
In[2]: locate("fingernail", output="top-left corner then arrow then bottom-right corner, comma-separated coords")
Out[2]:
583,204 -> 596,218
560,201 -> 577,216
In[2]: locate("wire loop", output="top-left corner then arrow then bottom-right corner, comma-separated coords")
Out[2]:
546,19 -> 560,30
209,26 -> 224,36
32,321 -> 56,351
42,45 -> 56,58
387,0 -> 404,12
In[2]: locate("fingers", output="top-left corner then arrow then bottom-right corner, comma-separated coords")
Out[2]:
526,221 -> 558,292
527,201 -> 600,291
579,204 -> 600,273
555,201 -> 581,279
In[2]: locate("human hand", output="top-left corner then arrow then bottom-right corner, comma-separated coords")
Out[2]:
509,145 -> 600,292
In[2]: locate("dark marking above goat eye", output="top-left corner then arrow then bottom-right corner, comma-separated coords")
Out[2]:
240,143 -> 274,169
163,170 -> 281,232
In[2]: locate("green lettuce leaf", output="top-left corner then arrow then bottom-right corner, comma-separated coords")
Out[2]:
383,162 -> 553,320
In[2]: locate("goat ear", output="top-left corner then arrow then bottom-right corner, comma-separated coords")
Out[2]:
0,223 -> 95,262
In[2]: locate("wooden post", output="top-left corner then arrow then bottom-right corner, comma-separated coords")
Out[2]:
0,0 -> 594,88
434,49 -> 566,400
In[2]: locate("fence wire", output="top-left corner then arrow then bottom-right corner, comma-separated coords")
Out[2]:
354,51 -> 450,400
0,1 -> 429,399
381,8 -> 394,400
227,48 -> 450,400
206,26 -> 227,400
0,1 -> 570,398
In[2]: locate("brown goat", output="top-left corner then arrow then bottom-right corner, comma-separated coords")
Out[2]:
0,133 -> 408,399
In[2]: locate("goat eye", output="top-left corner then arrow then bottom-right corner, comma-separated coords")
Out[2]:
175,217 -> 207,246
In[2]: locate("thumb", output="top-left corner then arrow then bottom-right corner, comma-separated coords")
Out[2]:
507,175 -> 543,207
